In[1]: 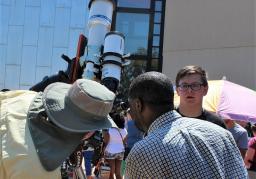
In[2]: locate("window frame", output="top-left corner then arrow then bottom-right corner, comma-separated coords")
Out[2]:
111,0 -> 166,72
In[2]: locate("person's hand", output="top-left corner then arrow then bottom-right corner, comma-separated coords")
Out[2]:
61,54 -> 85,82
82,131 -> 95,140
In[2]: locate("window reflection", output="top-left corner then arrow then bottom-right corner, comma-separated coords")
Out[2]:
117,0 -> 151,8
116,12 -> 149,55
153,36 -> 160,46
151,58 -> 159,71
113,0 -> 165,103
155,1 -> 162,11
152,47 -> 159,58
154,24 -> 160,34
117,60 -> 147,101
154,12 -> 161,23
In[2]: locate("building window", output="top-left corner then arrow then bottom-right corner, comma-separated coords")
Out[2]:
115,12 -> 150,56
112,0 -> 166,102
117,0 -> 151,8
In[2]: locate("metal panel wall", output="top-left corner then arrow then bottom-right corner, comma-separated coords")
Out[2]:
0,0 -> 89,90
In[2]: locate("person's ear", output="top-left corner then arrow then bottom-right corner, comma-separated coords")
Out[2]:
203,85 -> 208,96
134,98 -> 143,112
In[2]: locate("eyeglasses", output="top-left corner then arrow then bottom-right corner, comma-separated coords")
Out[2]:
177,83 -> 204,91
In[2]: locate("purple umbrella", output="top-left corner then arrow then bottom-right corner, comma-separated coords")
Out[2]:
203,80 -> 256,122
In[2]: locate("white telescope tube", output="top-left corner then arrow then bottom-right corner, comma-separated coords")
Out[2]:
88,0 -> 113,28
83,0 -> 115,80
101,31 -> 125,92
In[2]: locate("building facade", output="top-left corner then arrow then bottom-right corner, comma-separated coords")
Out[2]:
163,0 -> 256,89
0,0 -> 255,91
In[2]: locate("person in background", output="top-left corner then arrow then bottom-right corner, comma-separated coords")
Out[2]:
175,65 -> 226,129
103,113 -> 128,179
224,119 -> 248,159
245,124 -> 256,178
82,134 -> 96,179
0,79 -> 116,179
125,71 -> 247,178
245,123 -> 254,138
121,109 -> 144,177
124,108 -> 144,160
237,121 -> 254,138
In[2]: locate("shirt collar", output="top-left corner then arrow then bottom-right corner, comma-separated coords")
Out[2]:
148,110 -> 182,134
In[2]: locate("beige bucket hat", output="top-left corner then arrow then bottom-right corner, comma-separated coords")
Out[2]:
42,79 -> 116,132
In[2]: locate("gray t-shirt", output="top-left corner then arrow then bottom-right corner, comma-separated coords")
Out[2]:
228,123 -> 248,150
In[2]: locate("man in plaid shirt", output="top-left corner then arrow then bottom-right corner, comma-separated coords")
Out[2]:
125,71 -> 247,179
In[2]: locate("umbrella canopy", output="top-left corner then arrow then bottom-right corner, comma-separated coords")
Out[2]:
174,80 -> 256,123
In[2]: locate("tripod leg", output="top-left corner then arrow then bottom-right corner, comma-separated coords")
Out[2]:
74,166 -> 87,179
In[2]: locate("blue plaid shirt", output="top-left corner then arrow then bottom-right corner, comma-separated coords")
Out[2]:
125,111 -> 248,179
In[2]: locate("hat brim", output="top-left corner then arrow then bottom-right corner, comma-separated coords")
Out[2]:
43,82 -> 116,133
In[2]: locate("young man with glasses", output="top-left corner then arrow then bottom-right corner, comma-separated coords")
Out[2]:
175,65 -> 226,128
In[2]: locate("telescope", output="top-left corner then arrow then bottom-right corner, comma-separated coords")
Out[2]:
29,1 -> 129,178
83,0 -> 128,93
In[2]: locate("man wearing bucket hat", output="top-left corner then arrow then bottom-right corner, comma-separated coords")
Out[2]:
0,79 -> 116,179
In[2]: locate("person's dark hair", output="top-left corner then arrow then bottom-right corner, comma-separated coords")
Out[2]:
251,124 -> 256,132
128,71 -> 174,109
111,113 -> 125,129
175,65 -> 208,87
